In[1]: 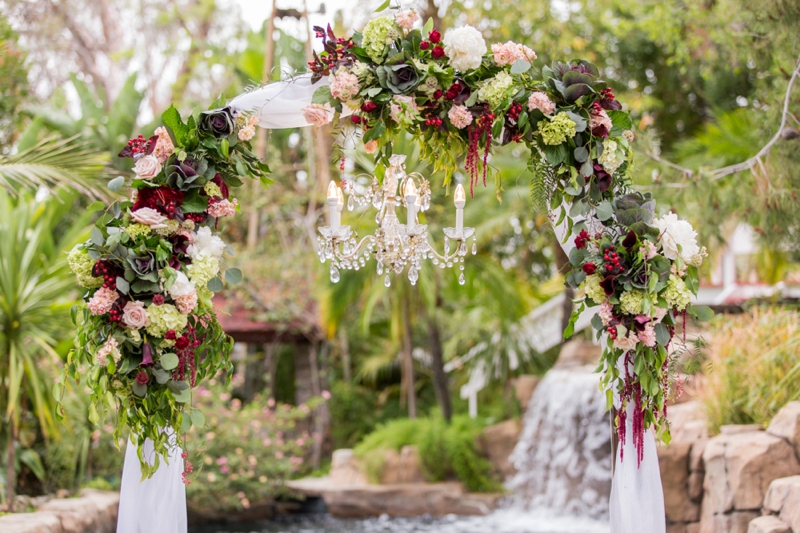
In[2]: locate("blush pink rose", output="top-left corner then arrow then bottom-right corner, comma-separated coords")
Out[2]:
122,300 -> 150,329
302,104 -> 331,127
131,207 -> 168,228
364,140 -> 378,154
133,154 -> 162,180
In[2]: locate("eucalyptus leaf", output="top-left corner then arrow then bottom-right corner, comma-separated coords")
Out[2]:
108,176 -> 125,192
160,353 -> 179,371
207,276 -> 224,292
225,268 -> 243,285
510,59 -> 531,74
190,410 -> 206,429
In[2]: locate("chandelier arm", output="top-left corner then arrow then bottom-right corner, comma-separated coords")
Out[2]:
331,235 -> 375,261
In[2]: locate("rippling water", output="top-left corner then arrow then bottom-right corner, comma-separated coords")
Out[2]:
189,509 -> 609,533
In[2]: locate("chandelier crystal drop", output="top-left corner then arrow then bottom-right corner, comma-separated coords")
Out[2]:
317,154 -> 475,285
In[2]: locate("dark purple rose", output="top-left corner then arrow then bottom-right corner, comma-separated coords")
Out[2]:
444,80 -> 471,104
141,343 -> 154,366
199,107 -> 235,138
136,370 -> 150,385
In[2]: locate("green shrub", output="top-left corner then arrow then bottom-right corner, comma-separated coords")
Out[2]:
353,415 -> 500,492
701,307 -> 800,434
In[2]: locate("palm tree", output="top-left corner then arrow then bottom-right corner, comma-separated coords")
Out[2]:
0,190 -> 94,510
0,135 -> 106,198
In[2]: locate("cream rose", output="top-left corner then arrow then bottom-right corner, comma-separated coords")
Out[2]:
122,300 -> 150,329
133,154 -> 162,180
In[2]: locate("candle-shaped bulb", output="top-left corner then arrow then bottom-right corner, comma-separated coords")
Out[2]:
336,185 -> 344,206
327,180 -> 339,202
403,179 -> 418,199
454,183 -> 466,208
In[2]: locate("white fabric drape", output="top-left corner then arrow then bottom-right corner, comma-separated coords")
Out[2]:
117,436 -> 186,533
228,73 -> 352,129
551,206 -> 666,533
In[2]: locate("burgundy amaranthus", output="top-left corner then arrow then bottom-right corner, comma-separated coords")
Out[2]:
465,113 -> 495,197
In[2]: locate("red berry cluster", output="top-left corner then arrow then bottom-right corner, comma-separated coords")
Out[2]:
125,134 -> 151,155
424,117 -> 443,127
507,101 -> 523,121
308,25 -> 356,77
108,299 -> 125,323
608,326 -> 618,340
181,451 -> 194,486
574,229 -> 591,250
92,260 -> 118,289
601,87 -> 615,101
590,101 -> 603,114
339,157 -> 346,171
185,212 -> 208,223
603,245 -> 625,274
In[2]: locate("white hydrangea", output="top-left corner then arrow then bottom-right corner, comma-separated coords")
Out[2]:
598,139 -> 624,174
167,271 -> 195,299
443,26 -> 487,72
653,213 -> 700,263
188,226 -> 226,260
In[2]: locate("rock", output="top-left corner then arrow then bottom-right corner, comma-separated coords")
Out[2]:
688,471 -> 705,502
554,340 -> 601,369
720,424 -> 763,435
398,446 -> 426,483
702,431 -> 800,514
686,524 -> 701,533
763,476 -> 800,531
699,508 -> 759,533
767,402 -> 800,459
513,376 -> 541,410
0,512 -> 64,533
669,401 -> 709,442
747,516 -> 791,533
689,440 -> 707,473
380,449 -> 401,484
330,449 -> 368,485
667,524 -> 687,533
479,419 -> 521,480
659,441 -> 700,523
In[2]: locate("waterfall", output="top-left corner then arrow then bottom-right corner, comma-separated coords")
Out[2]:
507,365 -> 613,519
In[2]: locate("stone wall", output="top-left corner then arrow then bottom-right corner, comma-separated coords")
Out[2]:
0,489 -> 119,533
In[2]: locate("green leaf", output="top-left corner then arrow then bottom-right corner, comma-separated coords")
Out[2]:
311,85 -> 333,105
115,276 -> 130,294
375,0 -> 391,12
172,387 -> 191,403
574,146 -> 589,163
108,176 -> 125,192
87,201 -> 106,212
180,189 -> 209,213
220,138 -> 230,158
510,59 -> 531,74
160,353 -> 179,371
543,143 -> 568,166
181,414 -> 193,432
655,322 -> 670,346
608,110 -> 633,136
423,17 -> 433,35
225,268 -> 243,285
161,104 -> 188,145
90,227 -> 105,246
190,410 -> 206,429
595,201 -> 614,221
692,305 -> 715,322
207,277 -> 224,292
132,382 -> 147,397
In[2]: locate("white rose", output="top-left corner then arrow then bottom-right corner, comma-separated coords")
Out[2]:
131,207 -> 168,228
167,271 -> 195,299
443,26 -> 487,72
188,226 -> 226,260
133,154 -> 162,180
653,213 -> 700,263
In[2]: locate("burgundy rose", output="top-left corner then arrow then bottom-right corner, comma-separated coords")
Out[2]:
433,90 -> 443,100
361,101 -> 378,113
132,186 -> 185,218
420,41 -> 431,50
165,330 -> 177,341
444,80 -> 471,103
135,371 -> 150,385
351,115 -> 362,124
432,46 -> 445,59
428,29 -> 442,44
582,262 -> 597,275
176,336 -> 190,350
574,229 -> 590,250
152,294 -> 165,306
141,343 -> 154,366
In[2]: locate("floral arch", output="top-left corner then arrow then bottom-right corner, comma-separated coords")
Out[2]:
62,9 -> 711,533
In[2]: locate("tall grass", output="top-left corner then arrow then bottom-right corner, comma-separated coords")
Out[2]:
701,308 -> 800,434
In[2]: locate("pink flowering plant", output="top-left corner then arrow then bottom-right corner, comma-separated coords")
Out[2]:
307,9 -> 634,207
185,377 -> 326,514
563,192 -> 713,462
59,100 -> 271,478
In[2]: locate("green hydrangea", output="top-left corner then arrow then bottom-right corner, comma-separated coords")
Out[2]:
598,138 -> 624,174
204,182 -> 222,198
663,275 -> 692,311
125,223 -> 152,240
67,246 -> 103,288
620,290 -> 645,315
362,16 -> 399,63
582,274 -> 607,303
538,112 -> 576,145
477,71 -> 515,109
187,253 -> 220,287
155,219 -> 180,236
145,304 -> 188,338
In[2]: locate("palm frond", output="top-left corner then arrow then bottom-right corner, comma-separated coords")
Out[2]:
0,136 -> 107,199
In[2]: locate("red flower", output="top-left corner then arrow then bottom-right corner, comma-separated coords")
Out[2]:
211,174 -> 229,199
132,186 -> 185,218
350,115 -> 362,124
176,336 -> 190,350
582,262 -> 597,275
361,101 -> 378,113
152,294 -> 165,306
433,90 -> 443,100
420,41 -> 431,50
432,46 -> 445,59
574,229 -> 590,250
135,371 -> 150,386
429,29 -> 442,44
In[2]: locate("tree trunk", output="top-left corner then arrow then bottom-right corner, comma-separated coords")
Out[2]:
428,319 -> 452,423
6,422 -> 15,512
402,295 -> 417,419
421,0 -> 443,31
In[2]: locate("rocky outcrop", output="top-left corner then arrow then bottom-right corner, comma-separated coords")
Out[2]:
513,376 -> 541,410
329,448 -> 369,485
659,441 -> 700,523
748,516 -> 792,533
287,477 -> 500,517
380,445 -> 426,484
700,426 -> 800,533
0,489 -> 119,533
762,475 -> 800,531
766,401 -> 800,460
479,419 -> 521,479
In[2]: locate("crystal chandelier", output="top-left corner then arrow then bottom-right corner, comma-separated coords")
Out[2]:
317,154 -> 476,287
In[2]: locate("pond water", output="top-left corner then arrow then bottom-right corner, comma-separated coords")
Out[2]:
189,509 -> 609,533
